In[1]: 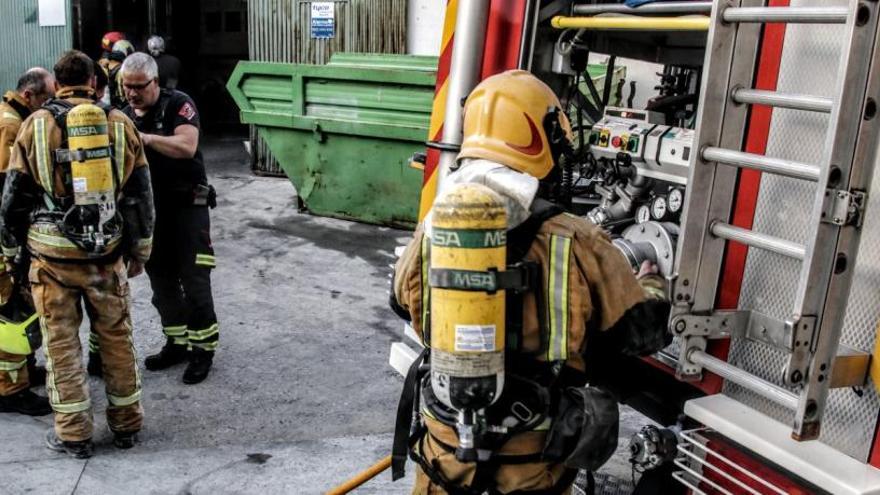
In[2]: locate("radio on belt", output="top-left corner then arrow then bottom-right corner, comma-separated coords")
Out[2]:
589,107 -> 694,185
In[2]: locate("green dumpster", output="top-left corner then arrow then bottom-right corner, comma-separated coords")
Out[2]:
227,53 -> 437,227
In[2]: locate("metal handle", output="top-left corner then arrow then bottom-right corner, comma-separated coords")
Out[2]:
723,7 -> 849,24
702,147 -> 821,182
710,222 -> 806,260
688,348 -> 799,410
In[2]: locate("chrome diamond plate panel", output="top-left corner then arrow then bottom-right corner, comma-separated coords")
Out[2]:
724,0 -> 880,461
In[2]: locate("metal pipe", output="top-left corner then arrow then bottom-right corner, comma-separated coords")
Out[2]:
688,349 -> 799,410
703,147 -> 821,182
435,0 -> 491,189
710,222 -> 806,260
551,16 -> 710,31
732,88 -> 833,113
573,2 -> 713,16
722,7 -> 849,24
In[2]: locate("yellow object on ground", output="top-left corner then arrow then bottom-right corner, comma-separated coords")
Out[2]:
325,455 -> 391,495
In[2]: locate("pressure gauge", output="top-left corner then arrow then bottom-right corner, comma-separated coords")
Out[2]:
651,196 -> 669,221
636,204 -> 652,224
668,188 -> 684,214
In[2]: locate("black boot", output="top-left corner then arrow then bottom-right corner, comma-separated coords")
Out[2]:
145,339 -> 189,371
45,428 -> 93,459
113,431 -> 140,449
0,389 -> 52,416
26,354 -> 46,387
182,349 -> 213,384
87,352 -> 103,378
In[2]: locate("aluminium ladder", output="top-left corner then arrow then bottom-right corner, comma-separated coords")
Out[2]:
673,0 -> 880,441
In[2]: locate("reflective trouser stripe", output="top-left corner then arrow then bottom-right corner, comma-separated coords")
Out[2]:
192,340 -> 218,351
420,235 -> 430,345
188,323 -> 218,341
0,359 -> 26,384
163,325 -> 187,337
28,229 -> 122,251
34,117 -> 54,193
108,390 -> 141,407
189,323 -> 219,351
164,325 -> 188,346
0,359 -> 26,371
88,332 -> 99,353
114,121 -> 125,181
52,399 -> 92,414
39,316 -> 61,405
547,235 -> 572,362
195,254 -> 216,267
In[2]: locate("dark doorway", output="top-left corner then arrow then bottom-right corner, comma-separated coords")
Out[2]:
72,0 -> 248,134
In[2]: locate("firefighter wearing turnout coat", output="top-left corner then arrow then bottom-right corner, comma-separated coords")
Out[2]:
0,51 -> 154,458
390,71 -> 670,494
0,67 -> 55,417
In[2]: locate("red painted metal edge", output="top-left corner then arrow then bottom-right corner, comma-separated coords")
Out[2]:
480,0 -> 528,79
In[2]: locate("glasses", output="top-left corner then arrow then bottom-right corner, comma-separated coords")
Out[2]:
122,79 -> 156,91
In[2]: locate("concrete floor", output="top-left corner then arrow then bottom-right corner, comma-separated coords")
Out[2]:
0,135 -> 648,494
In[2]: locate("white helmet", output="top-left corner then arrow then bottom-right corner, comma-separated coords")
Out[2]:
147,35 -> 165,56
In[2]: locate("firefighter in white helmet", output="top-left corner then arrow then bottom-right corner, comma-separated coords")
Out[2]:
390,70 -> 670,494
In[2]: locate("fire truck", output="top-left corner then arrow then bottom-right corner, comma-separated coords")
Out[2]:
386,0 -> 880,493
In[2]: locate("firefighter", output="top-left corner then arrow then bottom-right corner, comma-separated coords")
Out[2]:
107,40 -> 135,109
97,31 -> 126,72
147,35 -> 181,90
0,50 -> 154,458
389,71 -> 671,494
120,53 -> 219,384
0,67 -> 55,417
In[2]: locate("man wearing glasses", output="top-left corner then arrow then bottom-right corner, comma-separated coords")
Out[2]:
117,52 -> 219,384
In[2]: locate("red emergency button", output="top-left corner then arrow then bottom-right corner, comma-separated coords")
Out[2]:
611,136 -> 622,148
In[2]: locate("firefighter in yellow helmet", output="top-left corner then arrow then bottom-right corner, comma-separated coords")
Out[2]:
0,51 -> 154,458
0,68 -> 55,417
390,70 -> 670,494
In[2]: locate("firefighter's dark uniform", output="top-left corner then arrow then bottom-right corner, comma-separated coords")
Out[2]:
0,86 -> 154,441
123,89 -> 219,355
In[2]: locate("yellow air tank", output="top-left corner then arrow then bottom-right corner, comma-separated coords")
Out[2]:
429,183 -> 507,461
66,104 -> 116,247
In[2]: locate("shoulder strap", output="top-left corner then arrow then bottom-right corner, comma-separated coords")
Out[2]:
3,96 -> 30,121
43,99 -> 75,128
507,198 -> 563,263
154,90 -> 173,130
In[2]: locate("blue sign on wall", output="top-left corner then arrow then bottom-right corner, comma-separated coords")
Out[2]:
311,2 -> 335,39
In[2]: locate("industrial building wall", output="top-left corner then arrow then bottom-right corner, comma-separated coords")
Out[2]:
406,0 -> 445,55
0,0 -> 72,93
247,0 -> 409,175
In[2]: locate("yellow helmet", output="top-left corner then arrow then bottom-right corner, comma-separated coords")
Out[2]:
458,70 -> 572,179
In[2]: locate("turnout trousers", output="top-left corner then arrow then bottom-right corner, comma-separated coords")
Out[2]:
412,418 -> 573,494
29,256 -> 142,441
146,204 -> 218,351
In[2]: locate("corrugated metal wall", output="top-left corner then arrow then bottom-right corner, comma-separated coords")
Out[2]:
247,0 -> 409,175
0,0 -> 73,93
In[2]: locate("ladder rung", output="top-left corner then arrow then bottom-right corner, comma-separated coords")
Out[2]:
689,349 -> 798,410
702,147 -> 820,182
710,222 -> 806,260
722,7 -> 849,24
731,88 -> 832,113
